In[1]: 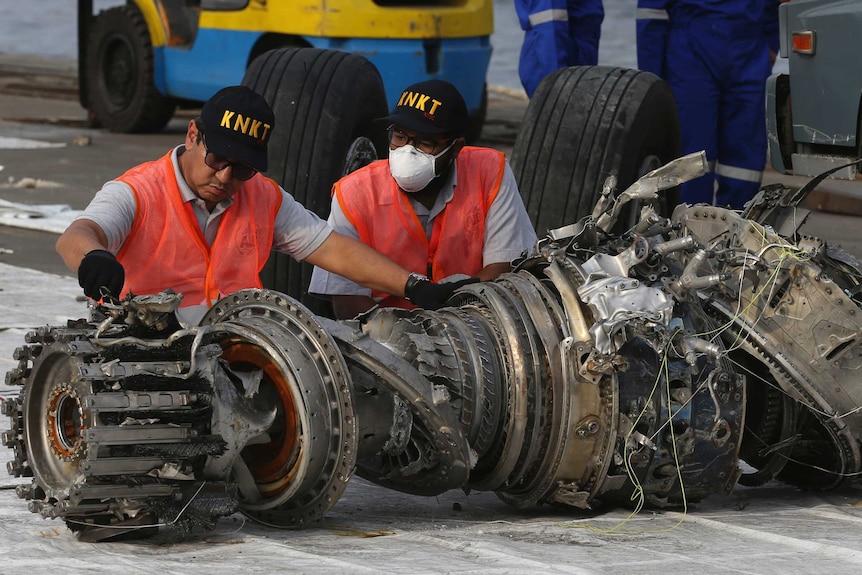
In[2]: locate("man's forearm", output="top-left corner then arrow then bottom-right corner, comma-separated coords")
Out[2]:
56,220 -> 111,272
305,232 -> 411,297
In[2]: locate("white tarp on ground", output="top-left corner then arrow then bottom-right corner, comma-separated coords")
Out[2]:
0,136 -> 66,150
0,199 -> 80,235
1,262 -> 862,574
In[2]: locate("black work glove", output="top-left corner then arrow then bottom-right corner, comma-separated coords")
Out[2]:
404,273 -> 478,310
78,249 -> 125,300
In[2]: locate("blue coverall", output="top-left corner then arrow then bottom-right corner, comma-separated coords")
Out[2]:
516,0 -> 604,97
636,0 -> 780,209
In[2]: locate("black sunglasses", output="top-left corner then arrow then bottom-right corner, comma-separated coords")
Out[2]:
386,125 -> 454,155
201,135 -> 258,181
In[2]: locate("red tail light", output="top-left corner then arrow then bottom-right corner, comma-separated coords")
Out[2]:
792,31 -> 816,54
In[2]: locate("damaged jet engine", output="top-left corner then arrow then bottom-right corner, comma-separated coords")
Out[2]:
4,152 -> 862,541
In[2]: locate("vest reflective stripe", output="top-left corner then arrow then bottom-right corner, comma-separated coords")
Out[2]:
529,8 -> 569,26
635,8 -> 668,21
715,162 -> 763,183
117,152 -> 282,307
337,147 -> 505,308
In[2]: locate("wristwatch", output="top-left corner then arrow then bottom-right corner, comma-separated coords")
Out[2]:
404,272 -> 428,296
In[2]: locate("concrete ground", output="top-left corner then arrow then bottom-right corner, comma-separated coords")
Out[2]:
2,56 -> 862,573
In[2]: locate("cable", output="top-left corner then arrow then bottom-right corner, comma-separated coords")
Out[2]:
63,481 -> 211,533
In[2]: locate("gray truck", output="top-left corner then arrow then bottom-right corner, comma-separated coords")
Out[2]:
767,0 -> 862,179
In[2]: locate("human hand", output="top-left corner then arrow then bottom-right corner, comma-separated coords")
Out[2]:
78,249 -> 125,300
404,273 -> 478,310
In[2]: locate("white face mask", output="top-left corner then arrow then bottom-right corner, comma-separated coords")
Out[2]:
388,142 -> 455,193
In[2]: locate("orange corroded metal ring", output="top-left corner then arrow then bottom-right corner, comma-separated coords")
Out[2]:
46,383 -> 86,461
220,341 -> 300,498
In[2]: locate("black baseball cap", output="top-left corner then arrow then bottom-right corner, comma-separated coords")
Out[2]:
199,86 -> 274,173
380,79 -> 469,136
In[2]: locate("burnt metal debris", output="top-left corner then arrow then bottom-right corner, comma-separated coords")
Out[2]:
5,152 -> 862,541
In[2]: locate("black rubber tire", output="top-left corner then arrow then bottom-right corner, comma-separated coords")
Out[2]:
85,5 -> 176,133
511,66 -> 680,237
242,48 -> 389,316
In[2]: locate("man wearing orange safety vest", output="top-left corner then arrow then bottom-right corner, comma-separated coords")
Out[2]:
56,85 -> 470,324
309,80 -> 537,320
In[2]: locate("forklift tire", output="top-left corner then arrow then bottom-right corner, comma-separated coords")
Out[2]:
242,48 -> 389,316
85,5 -> 175,133
511,66 -> 680,237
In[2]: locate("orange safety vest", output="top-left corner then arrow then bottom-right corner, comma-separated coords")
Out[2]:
116,151 -> 282,307
336,146 -> 505,308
